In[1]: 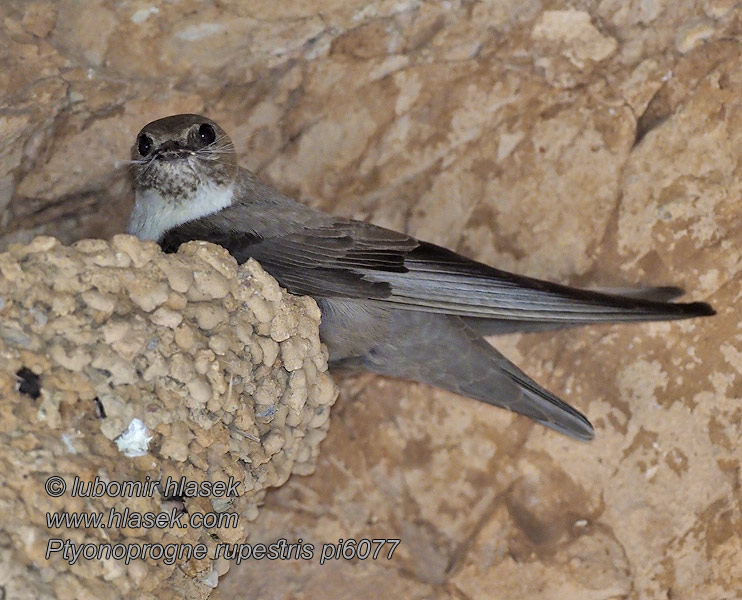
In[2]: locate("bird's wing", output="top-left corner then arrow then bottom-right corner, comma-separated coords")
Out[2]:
160,210 -> 714,323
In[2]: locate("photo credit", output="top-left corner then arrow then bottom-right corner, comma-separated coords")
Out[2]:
44,475 -> 401,567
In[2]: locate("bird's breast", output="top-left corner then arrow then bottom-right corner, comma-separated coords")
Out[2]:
126,184 -> 234,241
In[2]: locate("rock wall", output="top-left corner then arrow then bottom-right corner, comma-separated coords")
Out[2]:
0,1 -> 739,599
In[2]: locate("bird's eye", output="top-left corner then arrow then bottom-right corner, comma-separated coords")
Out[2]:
137,134 -> 153,156
198,123 -> 216,147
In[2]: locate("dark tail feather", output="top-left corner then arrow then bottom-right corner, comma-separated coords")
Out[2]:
462,286 -> 713,336
389,241 -> 715,323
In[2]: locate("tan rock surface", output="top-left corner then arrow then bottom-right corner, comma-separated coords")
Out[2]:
0,1 -> 740,599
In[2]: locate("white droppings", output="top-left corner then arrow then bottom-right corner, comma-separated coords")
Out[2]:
115,418 -> 152,457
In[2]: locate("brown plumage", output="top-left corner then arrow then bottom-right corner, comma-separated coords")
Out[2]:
127,114 -> 715,440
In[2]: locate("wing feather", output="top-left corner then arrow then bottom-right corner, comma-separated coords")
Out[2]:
159,206 -> 714,323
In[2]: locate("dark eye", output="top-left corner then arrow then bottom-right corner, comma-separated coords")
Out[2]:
137,134 -> 153,156
198,123 -> 216,146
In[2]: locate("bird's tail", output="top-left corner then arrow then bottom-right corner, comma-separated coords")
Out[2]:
361,311 -> 595,440
461,286 -> 712,336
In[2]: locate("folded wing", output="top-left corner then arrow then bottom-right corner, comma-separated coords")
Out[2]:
160,210 -> 714,323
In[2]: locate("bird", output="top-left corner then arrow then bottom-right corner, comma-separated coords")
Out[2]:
125,113 -> 715,441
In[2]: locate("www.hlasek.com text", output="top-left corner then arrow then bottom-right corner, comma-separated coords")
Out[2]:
47,506 -> 239,530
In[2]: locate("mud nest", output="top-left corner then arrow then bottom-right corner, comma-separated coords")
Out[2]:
0,235 -> 338,599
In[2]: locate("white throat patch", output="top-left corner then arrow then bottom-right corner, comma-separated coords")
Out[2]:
126,184 -> 234,241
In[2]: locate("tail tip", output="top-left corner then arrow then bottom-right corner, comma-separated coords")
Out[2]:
565,418 -> 595,442
686,301 -> 715,317
539,413 -> 595,441
572,423 -> 595,441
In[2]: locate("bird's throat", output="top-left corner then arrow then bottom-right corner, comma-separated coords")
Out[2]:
126,184 -> 234,242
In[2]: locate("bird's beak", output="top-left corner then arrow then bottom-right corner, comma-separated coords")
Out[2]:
154,140 -> 189,161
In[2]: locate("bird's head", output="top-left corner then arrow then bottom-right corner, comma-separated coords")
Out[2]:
130,114 -> 238,196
